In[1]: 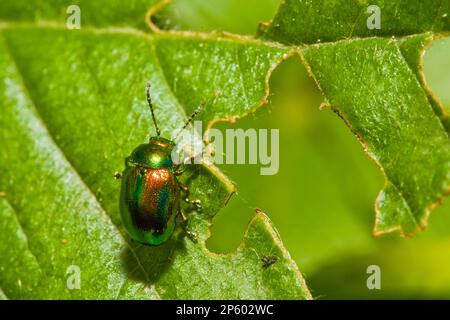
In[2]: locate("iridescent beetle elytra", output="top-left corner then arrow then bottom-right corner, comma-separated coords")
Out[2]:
115,82 -> 203,246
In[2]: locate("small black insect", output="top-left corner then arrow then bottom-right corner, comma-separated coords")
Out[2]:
261,254 -> 279,268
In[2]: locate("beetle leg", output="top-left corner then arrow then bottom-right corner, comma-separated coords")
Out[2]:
174,165 -> 185,176
178,181 -> 202,212
178,181 -> 188,192
180,210 -> 198,243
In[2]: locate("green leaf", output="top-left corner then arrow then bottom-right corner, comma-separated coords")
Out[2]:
0,0 -> 159,30
0,13 -> 310,299
150,0 -> 450,236
2,0 -> 450,300
257,0 -> 450,236
258,0 -> 450,44
300,38 -> 449,235
146,1 -> 450,299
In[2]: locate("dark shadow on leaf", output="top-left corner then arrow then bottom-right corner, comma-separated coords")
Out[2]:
120,228 -> 188,284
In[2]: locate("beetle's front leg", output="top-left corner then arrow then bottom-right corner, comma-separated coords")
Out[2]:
179,210 -> 198,243
173,164 -> 185,176
178,180 -> 202,212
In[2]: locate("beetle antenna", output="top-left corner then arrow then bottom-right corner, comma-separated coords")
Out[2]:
146,82 -> 161,136
172,101 -> 205,140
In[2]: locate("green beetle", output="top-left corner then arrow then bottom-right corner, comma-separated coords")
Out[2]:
116,83 -> 203,246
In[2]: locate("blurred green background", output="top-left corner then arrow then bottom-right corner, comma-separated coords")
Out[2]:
155,0 -> 450,299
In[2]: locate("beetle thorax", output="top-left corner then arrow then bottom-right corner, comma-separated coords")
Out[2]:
126,137 -> 175,170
